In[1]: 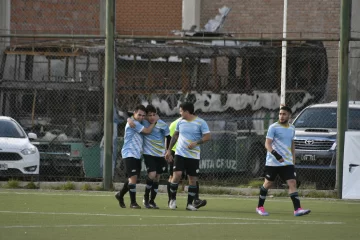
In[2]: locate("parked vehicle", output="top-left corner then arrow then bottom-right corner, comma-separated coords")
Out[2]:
292,101 -> 360,189
30,124 -> 101,179
0,116 -> 40,177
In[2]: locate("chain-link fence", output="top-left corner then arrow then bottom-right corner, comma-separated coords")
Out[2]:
1,0 -> 359,191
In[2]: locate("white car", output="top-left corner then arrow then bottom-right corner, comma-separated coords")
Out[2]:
0,116 -> 40,175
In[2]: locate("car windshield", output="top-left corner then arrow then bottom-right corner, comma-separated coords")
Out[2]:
293,107 -> 360,130
0,120 -> 26,138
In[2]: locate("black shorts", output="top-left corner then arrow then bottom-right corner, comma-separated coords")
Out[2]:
123,157 -> 142,177
143,154 -> 167,174
264,165 -> 296,182
173,154 -> 199,177
168,151 -> 186,179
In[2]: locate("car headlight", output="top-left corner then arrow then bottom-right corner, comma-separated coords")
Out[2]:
21,147 -> 37,155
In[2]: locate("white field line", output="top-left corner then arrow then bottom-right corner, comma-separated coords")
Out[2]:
0,210 -> 343,225
0,221 -> 339,229
0,190 -> 359,205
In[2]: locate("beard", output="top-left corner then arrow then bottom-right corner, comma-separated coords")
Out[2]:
279,119 -> 288,124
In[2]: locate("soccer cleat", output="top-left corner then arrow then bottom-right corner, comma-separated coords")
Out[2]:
115,192 -> 126,208
256,206 -> 269,216
193,199 -> 207,209
142,198 -> 151,209
149,200 -> 159,209
130,202 -> 141,209
169,199 -> 177,210
294,208 -> 311,216
186,204 -> 198,211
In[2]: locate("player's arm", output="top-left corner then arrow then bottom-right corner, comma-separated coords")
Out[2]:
141,122 -> 157,134
197,133 -> 211,145
167,131 -> 179,151
165,131 -> 178,162
291,140 -> 296,165
165,135 -> 172,150
265,138 -> 284,162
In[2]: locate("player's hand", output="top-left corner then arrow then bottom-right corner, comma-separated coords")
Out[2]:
127,118 -> 135,128
278,158 -> 285,163
165,150 -> 173,163
188,142 -> 197,149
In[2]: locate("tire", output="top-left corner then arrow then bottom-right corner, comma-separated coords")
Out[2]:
247,146 -> 266,178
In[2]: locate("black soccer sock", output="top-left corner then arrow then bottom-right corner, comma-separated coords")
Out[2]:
170,183 -> 178,200
128,184 -> 137,204
290,192 -> 301,211
194,181 -> 200,200
167,181 -> 171,202
258,185 -> 268,207
188,185 -> 197,204
144,177 -> 153,201
119,181 -> 129,197
151,182 -> 159,201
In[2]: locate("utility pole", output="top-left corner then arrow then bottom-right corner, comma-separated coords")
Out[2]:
336,0 -> 351,199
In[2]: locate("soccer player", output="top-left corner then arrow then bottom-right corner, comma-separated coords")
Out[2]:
256,105 -> 311,217
137,105 -> 171,209
167,118 -> 207,209
165,102 -> 211,211
115,105 -> 158,209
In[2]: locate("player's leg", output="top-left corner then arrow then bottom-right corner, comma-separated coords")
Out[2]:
127,158 -> 141,209
115,157 -> 138,208
193,180 -> 207,209
167,150 -> 175,205
149,156 -> 166,209
143,155 -> 156,208
184,158 -> 200,211
169,155 -> 184,209
256,166 -> 276,216
281,166 -> 311,216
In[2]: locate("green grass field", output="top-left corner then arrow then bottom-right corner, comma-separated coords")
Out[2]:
1,189 -> 359,240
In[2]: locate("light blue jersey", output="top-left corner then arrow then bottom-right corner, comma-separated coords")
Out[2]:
143,119 -> 170,157
175,117 -> 210,160
266,122 -> 295,166
121,119 -> 144,159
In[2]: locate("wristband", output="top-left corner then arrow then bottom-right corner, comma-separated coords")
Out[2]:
271,150 -> 283,160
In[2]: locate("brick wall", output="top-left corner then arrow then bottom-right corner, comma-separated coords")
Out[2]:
11,0 -> 101,35
116,0 -> 182,35
201,0 -> 340,101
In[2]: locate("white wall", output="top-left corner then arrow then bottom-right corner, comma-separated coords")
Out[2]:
0,0 -> 11,48
182,0 -> 201,31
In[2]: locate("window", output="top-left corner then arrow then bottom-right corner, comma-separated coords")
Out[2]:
293,107 -> 360,130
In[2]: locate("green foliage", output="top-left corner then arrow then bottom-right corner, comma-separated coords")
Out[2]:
24,181 -> 38,189
247,180 -> 264,188
60,182 -> 76,190
81,183 -> 93,191
4,179 -> 20,189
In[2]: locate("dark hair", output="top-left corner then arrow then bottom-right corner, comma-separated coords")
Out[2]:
180,102 -> 194,114
280,105 -> 292,114
145,105 -> 157,114
134,105 -> 146,112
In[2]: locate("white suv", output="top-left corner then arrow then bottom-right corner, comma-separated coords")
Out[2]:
0,116 -> 40,176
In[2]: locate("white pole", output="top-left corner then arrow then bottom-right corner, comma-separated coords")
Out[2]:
280,0 -> 288,106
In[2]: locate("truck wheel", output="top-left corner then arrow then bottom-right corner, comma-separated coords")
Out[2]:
247,146 -> 266,177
